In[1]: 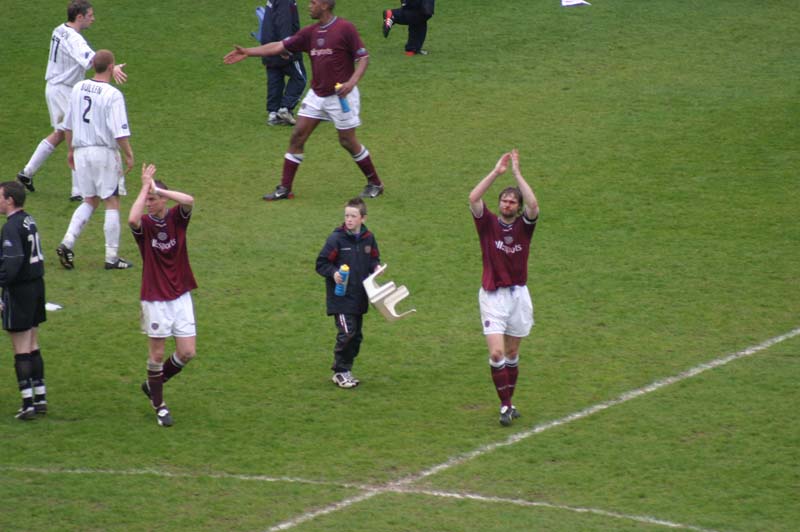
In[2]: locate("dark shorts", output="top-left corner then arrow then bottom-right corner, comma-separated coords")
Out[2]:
2,278 -> 46,332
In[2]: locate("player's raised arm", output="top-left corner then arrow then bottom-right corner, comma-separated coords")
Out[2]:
129,163 -> 156,230
510,149 -> 539,220
469,152 -> 511,217
224,42 -> 287,64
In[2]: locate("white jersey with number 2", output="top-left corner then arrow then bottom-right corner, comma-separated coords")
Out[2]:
65,79 -> 130,148
45,23 -> 95,86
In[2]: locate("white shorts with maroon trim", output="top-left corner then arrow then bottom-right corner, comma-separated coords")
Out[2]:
479,286 -> 534,337
297,87 -> 361,130
140,292 -> 196,338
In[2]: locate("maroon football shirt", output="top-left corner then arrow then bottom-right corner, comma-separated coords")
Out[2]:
473,204 -> 537,291
132,205 -> 197,302
283,16 -> 368,97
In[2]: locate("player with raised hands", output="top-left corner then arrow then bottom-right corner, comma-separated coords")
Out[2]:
129,164 -> 198,427
469,150 -> 540,426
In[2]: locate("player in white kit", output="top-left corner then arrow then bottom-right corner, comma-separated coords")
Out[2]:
57,49 -> 134,271
16,1 -> 127,200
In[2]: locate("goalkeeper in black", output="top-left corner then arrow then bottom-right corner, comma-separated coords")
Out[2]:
0,181 -> 47,421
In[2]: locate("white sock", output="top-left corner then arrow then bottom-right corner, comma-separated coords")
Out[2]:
23,139 -> 56,176
104,209 -> 121,263
62,202 -> 95,249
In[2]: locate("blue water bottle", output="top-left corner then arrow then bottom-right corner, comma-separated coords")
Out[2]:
335,264 -> 350,296
335,83 -> 351,113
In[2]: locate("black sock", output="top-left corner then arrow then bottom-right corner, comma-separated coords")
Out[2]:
14,353 -> 34,409
30,349 -> 46,403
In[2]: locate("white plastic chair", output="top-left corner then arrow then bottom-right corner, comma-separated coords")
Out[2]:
362,264 -> 416,321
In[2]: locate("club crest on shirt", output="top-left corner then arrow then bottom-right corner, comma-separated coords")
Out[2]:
364,245 -> 372,254
317,38 -> 325,47
504,236 -> 514,245
157,232 -> 168,241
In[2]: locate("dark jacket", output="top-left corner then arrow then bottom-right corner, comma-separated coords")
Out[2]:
316,224 -> 381,316
260,0 -> 301,67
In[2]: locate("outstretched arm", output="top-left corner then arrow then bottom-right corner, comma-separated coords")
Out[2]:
224,42 -> 287,64
469,152 -> 511,217
510,149 -> 539,220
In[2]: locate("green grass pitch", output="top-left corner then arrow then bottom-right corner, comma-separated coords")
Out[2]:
1,0 -> 799,530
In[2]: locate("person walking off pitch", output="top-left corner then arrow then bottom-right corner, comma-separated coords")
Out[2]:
224,0 -> 385,201
129,164 -> 198,427
57,49 -> 134,270
17,0 -> 127,201
260,0 -> 307,126
316,197 -> 381,388
469,150 -> 540,426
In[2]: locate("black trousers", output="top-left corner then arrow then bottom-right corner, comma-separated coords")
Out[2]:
331,313 -> 364,373
265,59 -> 307,113
391,6 -> 432,52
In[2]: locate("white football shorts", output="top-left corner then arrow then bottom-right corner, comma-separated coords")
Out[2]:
74,146 -> 123,199
45,83 -> 72,130
140,292 -> 196,338
297,87 -> 361,130
479,285 -> 534,337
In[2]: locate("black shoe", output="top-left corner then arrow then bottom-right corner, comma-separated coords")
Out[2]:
360,183 -> 384,198
156,406 -> 174,427
382,10 -> 394,38
56,243 -> 75,270
17,172 -> 34,192
105,258 -> 134,270
34,401 -> 48,415
15,406 -> 36,421
499,405 -> 513,427
263,185 -> 294,201
141,381 -> 151,400
69,195 -> 83,202
510,405 -> 521,420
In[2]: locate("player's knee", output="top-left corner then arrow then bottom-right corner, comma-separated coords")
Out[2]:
489,350 -> 504,364
177,349 -> 196,363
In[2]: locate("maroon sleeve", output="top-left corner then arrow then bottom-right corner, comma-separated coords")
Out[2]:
284,25 -> 311,53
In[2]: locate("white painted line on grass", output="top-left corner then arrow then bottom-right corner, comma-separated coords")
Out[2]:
0,465 -> 368,490
3,328 -> 797,531
394,326 -> 800,486
266,326 -> 800,530
395,488 -> 723,532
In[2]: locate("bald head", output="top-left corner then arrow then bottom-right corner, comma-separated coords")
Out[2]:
93,49 -> 115,73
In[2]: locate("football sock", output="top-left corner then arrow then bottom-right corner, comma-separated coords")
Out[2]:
162,352 -> 186,383
14,354 -> 35,409
103,209 -> 121,263
281,153 -> 304,189
353,146 -> 381,185
63,201 -> 95,249
505,355 -> 519,400
30,349 -> 47,404
23,139 -> 56,176
147,360 -> 165,409
490,358 -> 511,407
